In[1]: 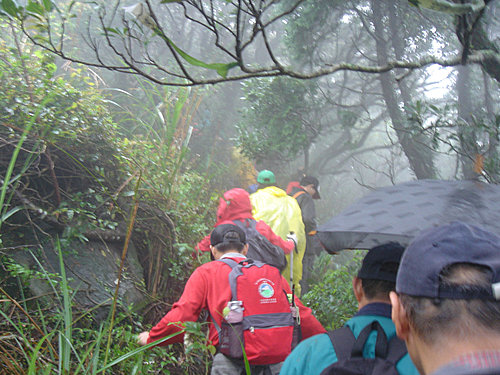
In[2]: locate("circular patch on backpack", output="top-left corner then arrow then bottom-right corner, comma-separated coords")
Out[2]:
258,282 -> 275,298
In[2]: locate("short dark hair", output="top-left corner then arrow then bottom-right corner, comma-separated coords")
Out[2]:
361,278 -> 396,300
213,229 -> 245,253
399,263 -> 500,343
215,241 -> 245,253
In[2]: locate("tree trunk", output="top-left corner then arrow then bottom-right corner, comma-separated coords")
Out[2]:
456,64 -> 478,179
483,70 -> 499,182
372,0 -> 437,180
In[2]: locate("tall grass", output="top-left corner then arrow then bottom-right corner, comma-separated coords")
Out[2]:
0,83 -> 215,374
0,94 -> 54,236
1,237 -> 187,374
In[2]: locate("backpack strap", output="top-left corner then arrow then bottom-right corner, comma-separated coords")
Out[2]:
208,310 -> 222,337
385,335 -> 408,364
292,191 -> 306,199
246,218 -> 257,230
328,321 -> 391,361
218,258 -> 259,300
218,258 -> 240,300
351,321 -> 389,358
327,326 -> 356,362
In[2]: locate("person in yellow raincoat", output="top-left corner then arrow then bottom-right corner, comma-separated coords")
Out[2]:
250,170 -> 306,296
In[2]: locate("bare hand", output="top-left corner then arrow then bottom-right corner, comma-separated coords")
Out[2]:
137,331 -> 150,346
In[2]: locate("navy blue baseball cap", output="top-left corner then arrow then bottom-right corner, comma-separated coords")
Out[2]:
210,224 -> 246,247
357,242 -> 405,283
396,221 -> 500,300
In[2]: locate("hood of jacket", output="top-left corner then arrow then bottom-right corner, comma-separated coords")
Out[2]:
255,185 -> 287,198
215,188 -> 253,224
286,181 -> 301,194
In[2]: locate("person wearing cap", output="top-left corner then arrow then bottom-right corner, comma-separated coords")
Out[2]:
390,221 -> 500,375
137,224 -> 325,373
195,188 -> 295,257
287,175 -> 321,294
250,170 -> 307,296
280,243 -> 419,375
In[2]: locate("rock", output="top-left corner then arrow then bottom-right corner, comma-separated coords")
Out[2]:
11,235 -> 147,320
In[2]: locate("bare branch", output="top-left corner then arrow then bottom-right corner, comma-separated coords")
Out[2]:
14,0 -> 499,86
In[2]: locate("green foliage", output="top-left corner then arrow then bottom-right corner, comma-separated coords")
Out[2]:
2,254 -> 62,288
405,0 -> 485,14
0,238 -> 213,374
155,32 -> 238,78
236,77 -> 324,165
0,16 -> 239,375
6,0 -> 238,79
302,251 -> 363,330
406,99 -> 500,182
0,44 -> 116,143
112,80 -> 217,245
0,0 -> 21,18
0,26 -> 122,246
283,0 -> 346,63
0,22 -> 218,372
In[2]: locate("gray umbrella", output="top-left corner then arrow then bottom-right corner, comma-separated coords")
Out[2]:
317,179 -> 500,254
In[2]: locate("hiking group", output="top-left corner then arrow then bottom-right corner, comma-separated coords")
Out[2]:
137,170 -> 500,375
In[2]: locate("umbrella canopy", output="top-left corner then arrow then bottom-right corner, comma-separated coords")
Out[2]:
317,179 -> 500,254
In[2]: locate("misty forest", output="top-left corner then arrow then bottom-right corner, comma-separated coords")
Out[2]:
0,0 -> 499,373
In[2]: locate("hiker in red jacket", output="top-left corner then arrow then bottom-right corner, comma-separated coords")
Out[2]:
196,188 -> 295,255
138,224 -> 326,374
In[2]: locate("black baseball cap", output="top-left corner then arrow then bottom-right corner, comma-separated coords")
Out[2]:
357,242 -> 405,283
396,221 -> 500,300
210,223 -> 246,247
300,175 -> 321,199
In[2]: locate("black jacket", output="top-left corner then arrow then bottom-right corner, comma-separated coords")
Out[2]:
289,186 -> 317,234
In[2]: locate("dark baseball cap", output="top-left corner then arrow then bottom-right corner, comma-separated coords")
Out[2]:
357,242 -> 405,283
396,221 -> 500,300
300,175 -> 321,199
210,223 -> 246,247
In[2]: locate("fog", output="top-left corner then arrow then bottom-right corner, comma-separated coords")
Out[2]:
23,0 -> 500,224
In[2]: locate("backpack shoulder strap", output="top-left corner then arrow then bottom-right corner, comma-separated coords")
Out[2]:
385,335 -> 408,364
218,258 -> 239,269
292,190 -> 306,199
351,321 -> 388,358
208,309 -> 221,337
246,218 -> 257,229
218,258 -> 240,300
218,258 -> 258,300
327,326 -> 356,361
233,218 -> 257,229
232,219 -> 245,229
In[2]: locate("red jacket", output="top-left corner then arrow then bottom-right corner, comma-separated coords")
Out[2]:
196,188 -> 294,254
147,254 -> 326,347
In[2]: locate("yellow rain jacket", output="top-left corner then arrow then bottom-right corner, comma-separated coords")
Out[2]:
250,186 -> 306,296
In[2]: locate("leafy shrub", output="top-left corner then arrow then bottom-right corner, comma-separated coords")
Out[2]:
302,251 -> 364,330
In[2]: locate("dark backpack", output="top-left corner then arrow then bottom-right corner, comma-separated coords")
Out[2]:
232,219 -> 287,271
320,321 -> 408,375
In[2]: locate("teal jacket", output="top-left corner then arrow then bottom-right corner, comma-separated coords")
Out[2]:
280,303 -> 419,375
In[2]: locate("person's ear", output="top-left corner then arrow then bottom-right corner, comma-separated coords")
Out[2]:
241,243 -> 249,256
390,291 -> 410,341
210,245 -> 218,260
352,277 -> 364,304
